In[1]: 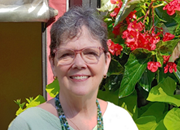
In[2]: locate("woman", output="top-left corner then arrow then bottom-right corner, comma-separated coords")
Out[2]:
8,7 -> 138,130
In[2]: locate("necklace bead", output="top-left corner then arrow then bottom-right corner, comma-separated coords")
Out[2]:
55,94 -> 104,130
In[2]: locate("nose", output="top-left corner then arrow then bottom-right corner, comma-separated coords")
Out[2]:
71,53 -> 87,69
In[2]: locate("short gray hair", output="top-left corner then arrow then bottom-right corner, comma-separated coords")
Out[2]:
50,6 -> 108,57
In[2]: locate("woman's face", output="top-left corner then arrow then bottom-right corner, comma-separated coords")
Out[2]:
50,26 -> 111,97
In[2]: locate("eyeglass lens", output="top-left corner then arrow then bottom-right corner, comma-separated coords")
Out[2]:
55,47 -> 103,65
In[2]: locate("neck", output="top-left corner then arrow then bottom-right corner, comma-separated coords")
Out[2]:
59,90 -> 98,118
55,92 -> 105,130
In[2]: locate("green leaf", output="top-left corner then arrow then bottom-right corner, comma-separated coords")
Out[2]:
135,116 -> 157,130
118,90 -> 138,120
164,108 -> 180,130
25,95 -> 45,109
159,39 -> 179,56
14,99 -> 25,108
155,6 -> 177,26
113,0 -> 142,26
147,77 -> 180,107
119,50 -> 150,98
160,23 -> 177,34
154,120 -> 167,130
98,89 -> 119,105
174,59 -> 180,83
98,0 -> 116,12
46,79 -> 60,98
114,5 -> 136,26
15,107 -> 24,116
139,69 -> 155,92
157,67 -> 168,84
104,75 -> 123,91
107,58 -> 124,76
156,52 -> 164,66
155,6 -> 178,34
140,103 -> 167,122
15,95 -> 45,116
174,14 -> 180,24
114,0 -> 128,26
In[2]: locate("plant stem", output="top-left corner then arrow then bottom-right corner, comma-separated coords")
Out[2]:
152,3 -> 164,9
143,2 -> 154,30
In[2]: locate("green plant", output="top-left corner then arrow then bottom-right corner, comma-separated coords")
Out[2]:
97,0 -> 180,129
15,95 -> 45,116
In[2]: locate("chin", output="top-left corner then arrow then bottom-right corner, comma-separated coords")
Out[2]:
70,88 -> 95,97
71,90 -> 89,97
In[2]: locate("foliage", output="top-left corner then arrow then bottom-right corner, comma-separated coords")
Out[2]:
14,95 -> 45,116
98,0 -> 180,129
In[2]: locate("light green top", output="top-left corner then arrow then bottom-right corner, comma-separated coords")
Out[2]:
8,102 -> 138,130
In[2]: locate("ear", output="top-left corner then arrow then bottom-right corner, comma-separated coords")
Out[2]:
49,56 -> 57,76
104,52 -> 111,76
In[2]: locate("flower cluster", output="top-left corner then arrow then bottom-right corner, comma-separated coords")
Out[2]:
164,62 -> 177,73
163,0 -> 180,15
147,55 -> 177,73
122,20 -> 161,51
110,0 -> 123,17
163,32 -> 175,42
147,61 -> 161,72
122,13 -> 175,51
163,55 -> 171,64
107,39 -> 123,56
163,55 -> 177,73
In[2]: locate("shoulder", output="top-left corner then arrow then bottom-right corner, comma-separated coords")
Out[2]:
37,98 -> 58,117
8,101 -> 60,130
8,107 -> 42,130
103,102 -> 138,130
105,102 -> 129,115
104,102 -> 132,119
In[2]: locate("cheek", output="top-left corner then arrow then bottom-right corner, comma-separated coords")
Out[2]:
91,61 -> 106,77
54,66 -> 67,77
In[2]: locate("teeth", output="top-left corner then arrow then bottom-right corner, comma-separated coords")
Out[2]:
71,76 -> 88,79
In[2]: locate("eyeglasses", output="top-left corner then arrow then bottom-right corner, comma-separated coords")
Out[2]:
54,47 -> 105,65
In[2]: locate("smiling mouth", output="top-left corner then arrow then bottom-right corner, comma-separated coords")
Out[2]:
70,76 -> 89,80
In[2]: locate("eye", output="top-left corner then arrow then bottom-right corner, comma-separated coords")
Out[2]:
56,50 -> 74,59
83,48 -> 99,56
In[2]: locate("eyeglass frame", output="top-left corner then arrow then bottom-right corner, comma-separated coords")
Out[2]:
53,46 -> 106,65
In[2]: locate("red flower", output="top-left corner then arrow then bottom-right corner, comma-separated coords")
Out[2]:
163,0 -> 180,15
126,10 -> 137,24
110,0 -> 121,4
110,7 -> 120,17
164,62 -> 177,73
146,31 -> 160,51
147,61 -> 161,72
107,39 -> 123,56
112,23 -> 121,36
163,55 -> 171,64
122,30 -> 139,50
110,0 -> 123,8
163,32 -> 175,42
114,44 -> 123,56
110,0 -> 123,17
122,21 -> 161,51
127,21 -> 144,32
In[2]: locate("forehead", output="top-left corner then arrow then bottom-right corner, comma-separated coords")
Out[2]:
59,26 -> 102,49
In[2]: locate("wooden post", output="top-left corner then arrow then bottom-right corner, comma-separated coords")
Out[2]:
69,0 -> 101,9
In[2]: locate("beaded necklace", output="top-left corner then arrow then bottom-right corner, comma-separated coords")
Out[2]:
55,94 -> 104,130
